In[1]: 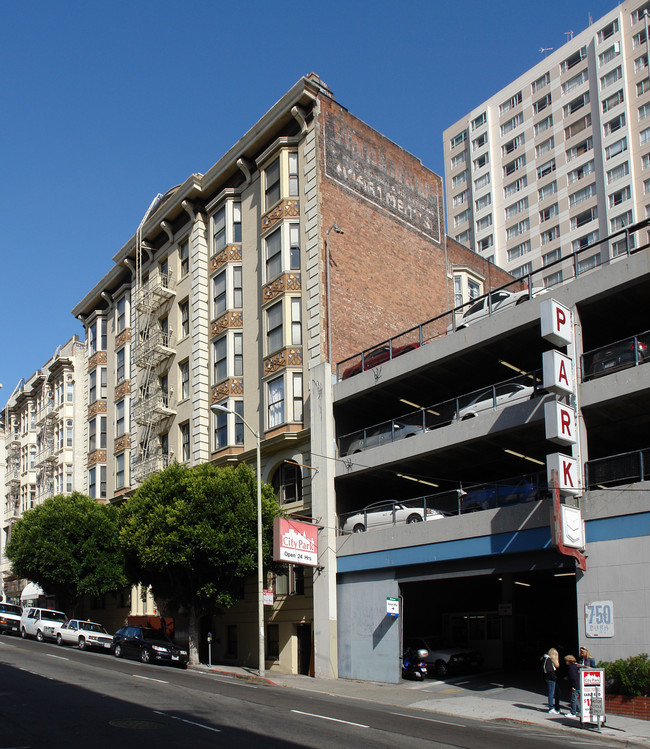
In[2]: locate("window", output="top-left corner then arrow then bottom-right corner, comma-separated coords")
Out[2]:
453,190 -> 468,207
116,296 -> 128,333
89,465 -> 107,500
504,156 -> 526,176
570,183 -> 596,206
293,372 -> 303,422
474,173 -> 490,190
533,94 -> 551,113
180,299 -> 189,338
116,347 -> 126,384
541,225 -> 560,244
180,422 -> 190,462
645,177 -> 650,194
179,360 -> 190,400
451,131 -> 467,148
578,254 -> 600,274
473,153 -> 488,170
472,133 -> 487,151
267,376 -> 284,428
179,240 -> 189,277
289,224 -> 300,270
632,6 -> 650,24
641,127 -> 650,145
271,462 -> 303,505
116,399 -> 126,437
571,207 -> 597,229
543,248 -> 561,266
478,235 -> 493,252
265,157 -> 281,209
610,210 -> 633,232
66,420 -> 73,448
644,154 -> 650,170
502,134 -> 524,155
88,318 -> 107,355
233,332 -> 243,377
499,91 -> 522,115
565,114 -> 591,138
89,369 -> 97,404
538,180 -> 558,201
602,89 -> 624,112
89,416 -> 107,452
566,136 -> 593,161
544,270 -> 563,287
213,337 -> 227,383
561,46 -> 586,72
511,262 -> 533,278
507,240 -> 531,262
471,112 -> 486,130
539,204 -> 559,222
290,298 -> 301,345
476,214 -> 492,231
266,301 -> 283,353
605,137 -> 627,159
456,229 -> 472,244
536,136 -> 554,156
212,201 -> 242,251
505,197 -> 528,219
562,69 -> 588,95
637,79 -> 650,96
572,231 -> 599,252
213,205 -> 226,252
640,103 -> 650,120
568,160 -> 595,183
604,113 -> 625,135
213,406 -> 227,450
564,92 -> 590,116
506,218 -> 529,240
116,453 -> 126,490
609,186 -> 631,207
213,270 -> 226,318
451,151 -> 467,169
635,54 -> 649,73
601,66 -> 622,90
537,159 -> 556,178
454,209 -> 470,227
500,112 -> 524,135
532,71 -> 550,93
451,171 -> 467,188
599,43 -> 620,64
288,152 -> 299,197
535,115 -> 553,136
504,176 -> 527,197
598,19 -> 618,43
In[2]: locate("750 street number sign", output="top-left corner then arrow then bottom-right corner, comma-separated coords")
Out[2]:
585,600 -> 614,638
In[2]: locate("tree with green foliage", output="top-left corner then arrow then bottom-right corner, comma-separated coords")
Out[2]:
6,492 -> 128,613
118,461 -> 283,663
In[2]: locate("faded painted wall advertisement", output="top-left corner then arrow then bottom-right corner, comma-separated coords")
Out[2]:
324,113 -> 441,242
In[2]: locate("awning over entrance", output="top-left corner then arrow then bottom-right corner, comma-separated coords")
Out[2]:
20,582 -> 45,602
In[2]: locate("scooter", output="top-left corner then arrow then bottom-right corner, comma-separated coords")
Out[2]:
402,647 -> 429,680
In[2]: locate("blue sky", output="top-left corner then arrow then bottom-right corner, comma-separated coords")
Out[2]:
0,0 -> 616,408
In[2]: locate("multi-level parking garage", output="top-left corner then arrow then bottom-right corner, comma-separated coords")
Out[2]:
330,230 -> 650,683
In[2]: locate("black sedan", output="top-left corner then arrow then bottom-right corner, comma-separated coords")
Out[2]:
112,626 -> 188,667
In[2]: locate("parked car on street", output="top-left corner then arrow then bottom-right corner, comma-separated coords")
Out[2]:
112,626 -> 188,667
56,619 -> 113,651
341,342 -> 420,379
449,288 -> 544,331
343,501 -> 445,533
0,603 -> 22,635
405,635 -> 483,678
454,382 -> 535,421
20,607 -> 67,642
583,335 -> 649,379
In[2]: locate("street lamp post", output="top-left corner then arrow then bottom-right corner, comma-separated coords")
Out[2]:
210,403 -> 265,678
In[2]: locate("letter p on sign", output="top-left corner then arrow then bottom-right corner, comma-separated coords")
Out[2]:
540,299 -> 573,347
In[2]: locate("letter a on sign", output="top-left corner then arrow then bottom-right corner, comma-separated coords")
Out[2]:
545,401 -> 576,446
542,350 -> 574,395
547,452 -> 581,495
540,299 -> 573,347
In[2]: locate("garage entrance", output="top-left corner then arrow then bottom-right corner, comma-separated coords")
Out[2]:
400,564 -> 579,672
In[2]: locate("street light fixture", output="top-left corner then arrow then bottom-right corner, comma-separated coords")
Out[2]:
210,402 -> 265,678
326,223 -> 344,365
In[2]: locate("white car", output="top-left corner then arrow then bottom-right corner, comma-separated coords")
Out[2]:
450,288 -> 544,331
20,607 -> 67,642
56,619 -> 113,651
455,382 -> 535,421
343,501 -> 445,533
0,603 -> 23,635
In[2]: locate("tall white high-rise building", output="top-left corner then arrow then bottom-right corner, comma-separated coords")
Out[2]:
444,0 -> 650,283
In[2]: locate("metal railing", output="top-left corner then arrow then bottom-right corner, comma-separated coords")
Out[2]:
585,448 -> 649,489
338,371 -> 545,456
337,219 -> 650,380
581,330 -> 650,381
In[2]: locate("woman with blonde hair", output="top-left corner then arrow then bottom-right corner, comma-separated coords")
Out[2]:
542,647 -> 562,714
579,646 -> 596,668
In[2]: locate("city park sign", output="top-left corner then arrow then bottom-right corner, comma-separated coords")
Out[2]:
273,517 -> 318,567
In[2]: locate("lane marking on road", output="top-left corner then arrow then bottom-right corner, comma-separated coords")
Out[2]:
134,674 -> 169,684
390,711 -> 463,727
291,709 -> 369,728
153,710 -> 221,733
46,654 -> 69,661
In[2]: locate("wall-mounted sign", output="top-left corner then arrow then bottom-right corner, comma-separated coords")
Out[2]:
585,600 -> 614,638
273,517 -> 318,567
386,597 -> 400,617
540,299 -> 573,347
545,401 -> 577,446
546,453 -> 581,495
542,349 -> 574,395
560,505 -> 584,548
263,589 -> 274,606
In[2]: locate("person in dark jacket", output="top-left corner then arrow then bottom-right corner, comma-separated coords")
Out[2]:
564,654 -> 580,716
579,646 -> 596,668
542,647 -> 562,714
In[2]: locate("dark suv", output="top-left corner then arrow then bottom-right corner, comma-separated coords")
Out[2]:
112,626 -> 188,667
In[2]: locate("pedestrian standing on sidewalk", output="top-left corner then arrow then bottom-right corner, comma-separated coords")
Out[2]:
542,647 -> 562,714
578,646 -> 596,667
564,654 -> 580,717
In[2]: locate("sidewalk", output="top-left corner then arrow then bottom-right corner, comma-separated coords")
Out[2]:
193,663 -> 650,746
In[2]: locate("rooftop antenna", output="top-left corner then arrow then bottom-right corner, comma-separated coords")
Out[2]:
565,30 -> 574,42
539,47 -> 554,57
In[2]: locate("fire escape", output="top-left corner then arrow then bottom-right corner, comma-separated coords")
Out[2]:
35,395 -> 56,503
131,196 -> 176,483
5,422 -> 21,521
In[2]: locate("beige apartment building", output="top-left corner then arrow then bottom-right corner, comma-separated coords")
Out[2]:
70,73 -> 507,676
1,336 -> 87,603
444,0 -> 650,282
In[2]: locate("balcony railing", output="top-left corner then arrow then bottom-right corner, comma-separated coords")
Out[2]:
133,271 -> 176,312
133,390 -> 175,424
132,451 -> 172,482
585,448 -> 650,489
581,330 -> 649,381
132,328 -> 175,366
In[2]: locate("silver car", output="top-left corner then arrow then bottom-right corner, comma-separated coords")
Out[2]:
450,288 -> 544,331
454,382 -> 534,421
343,501 -> 445,533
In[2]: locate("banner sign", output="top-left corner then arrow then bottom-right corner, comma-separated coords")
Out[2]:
273,517 -> 318,567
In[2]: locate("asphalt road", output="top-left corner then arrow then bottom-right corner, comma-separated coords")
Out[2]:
0,634 -> 625,748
